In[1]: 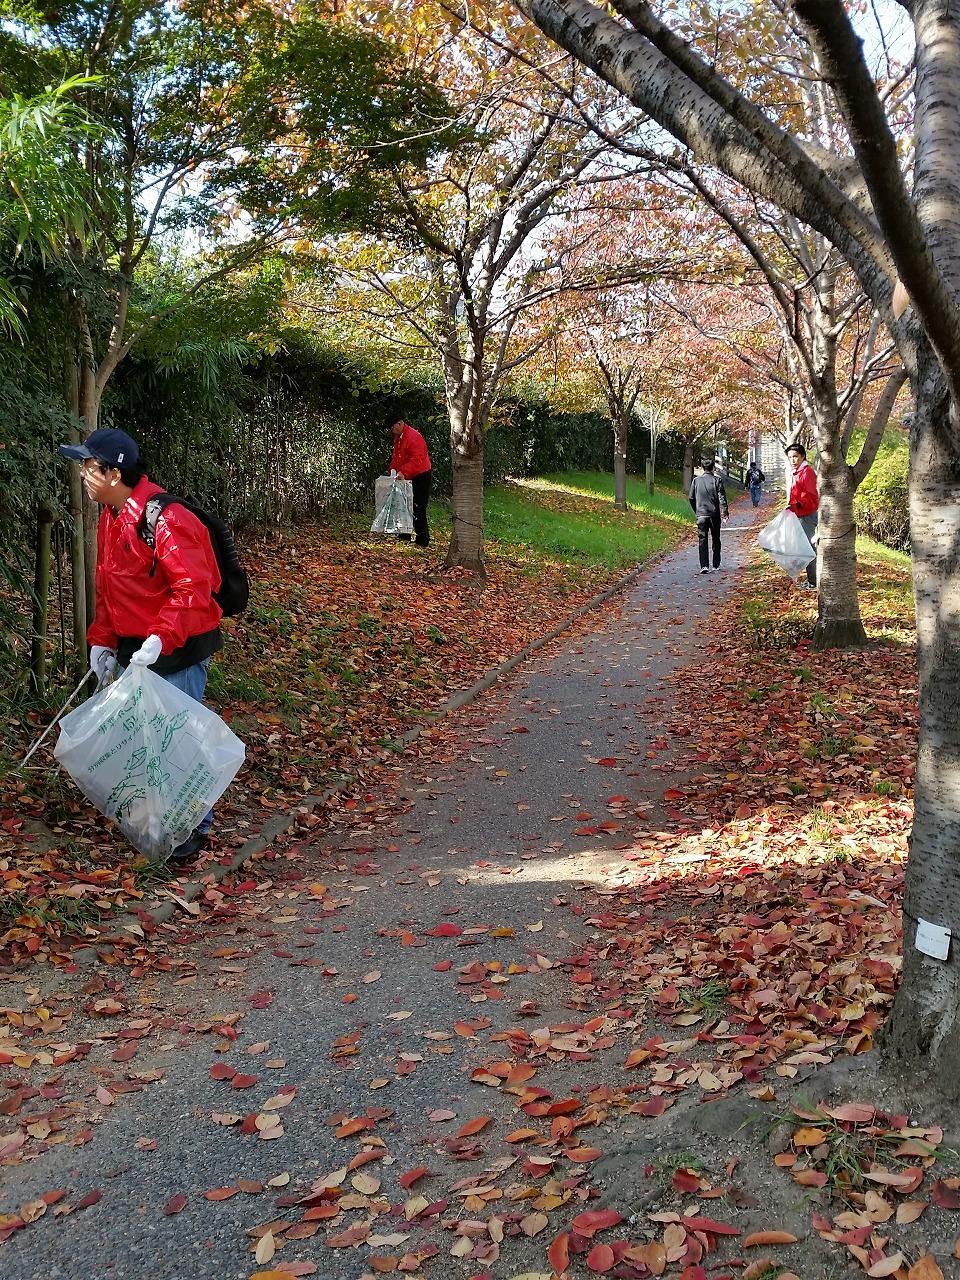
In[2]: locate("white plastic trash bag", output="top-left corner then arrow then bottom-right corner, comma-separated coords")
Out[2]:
374,473 -> 402,515
371,474 -> 414,536
54,665 -> 245,859
757,509 -> 816,576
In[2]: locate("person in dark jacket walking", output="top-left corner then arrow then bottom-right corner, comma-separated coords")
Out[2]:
689,457 -> 729,573
745,461 -> 765,506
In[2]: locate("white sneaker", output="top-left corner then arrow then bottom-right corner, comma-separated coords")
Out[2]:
699,567 -> 709,574
711,566 -> 721,571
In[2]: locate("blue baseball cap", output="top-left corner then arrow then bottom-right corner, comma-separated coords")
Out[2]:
59,428 -> 139,468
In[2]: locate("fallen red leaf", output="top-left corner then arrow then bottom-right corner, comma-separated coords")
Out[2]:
932,1180 -> 960,1210
743,1230 -> 799,1247
571,1209 -> 623,1237
630,1096 -> 669,1117
682,1216 -> 741,1236
585,1242 -> 616,1272
825,1102 -> 876,1124
457,1116 -> 491,1137
548,1231 -> 570,1273
335,1117 -> 374,1138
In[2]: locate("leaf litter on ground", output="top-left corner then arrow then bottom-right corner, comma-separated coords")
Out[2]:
3,544 -> 955,1279
2,518 -> 674,966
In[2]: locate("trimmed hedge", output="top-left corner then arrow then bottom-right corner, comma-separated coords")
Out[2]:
109,329 -> 668,526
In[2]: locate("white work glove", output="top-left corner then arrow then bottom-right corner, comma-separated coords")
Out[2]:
90,644 -> 116,684
390,469 -> 398,479
129,634 -> 163,667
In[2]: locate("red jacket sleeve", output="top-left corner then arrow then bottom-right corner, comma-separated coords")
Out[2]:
87,511 -> 119,650
788,465 -> 819,517
389,437 -> 403,474
151,507 -> 222,654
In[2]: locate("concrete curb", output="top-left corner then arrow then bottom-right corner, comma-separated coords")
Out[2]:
74,537 -> 684,961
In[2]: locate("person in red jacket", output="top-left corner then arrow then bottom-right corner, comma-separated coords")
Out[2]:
59,427 -> 222,864
785,441 -> 819,589
389,420 -> 432,547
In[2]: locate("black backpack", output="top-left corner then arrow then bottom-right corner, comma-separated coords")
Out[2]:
138,494 -> 250,617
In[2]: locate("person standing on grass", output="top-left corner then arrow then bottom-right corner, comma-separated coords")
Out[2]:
58,427 -> 223,866
689,456 -> 729,574
785,441 -> 819,591
745,460 -> 765,507
389,420 -> 432,548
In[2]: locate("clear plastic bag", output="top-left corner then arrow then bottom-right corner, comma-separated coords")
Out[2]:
371,475 -> 414,536
757,509 -> 816,576
54,665 -> 245,859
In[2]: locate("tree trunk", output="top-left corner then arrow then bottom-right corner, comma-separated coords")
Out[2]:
79,364 -> 100,622
878,4 -> 960,1090
880,378 -> 960,1096
613,415 -> 628,510
63,334 -> 87,677
29,501 -> 55,696
445,445 -> 486,574
812,444 -> 868,649
443,342 -> 487,574
682,441 -> 695,493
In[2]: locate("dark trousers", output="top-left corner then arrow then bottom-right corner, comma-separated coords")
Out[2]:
413,470 -> 431,546
697,514 -> 722,569
401,470 -> 431,546
799,512 -> 818,585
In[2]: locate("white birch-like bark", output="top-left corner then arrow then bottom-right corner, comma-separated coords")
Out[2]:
613,413 -> 628,510
812,429 -> 865,649
882,362 -> 960,1094
442,318 -> 488,572
913,3 -> 960,300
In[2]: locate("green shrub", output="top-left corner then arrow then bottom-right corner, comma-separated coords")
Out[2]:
854,430 -> 909,552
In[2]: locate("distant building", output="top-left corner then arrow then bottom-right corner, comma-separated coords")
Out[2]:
757,435 -> 786,487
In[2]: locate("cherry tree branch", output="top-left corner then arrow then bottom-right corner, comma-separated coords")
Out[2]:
791,0 -> 960,406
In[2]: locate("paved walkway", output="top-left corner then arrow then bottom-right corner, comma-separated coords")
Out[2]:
1,517 -> 757,1280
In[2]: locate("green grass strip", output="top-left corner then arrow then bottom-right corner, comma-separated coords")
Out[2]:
481,475 -> 691,571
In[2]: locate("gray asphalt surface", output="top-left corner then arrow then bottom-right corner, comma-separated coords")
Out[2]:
0,517 -> 755,1280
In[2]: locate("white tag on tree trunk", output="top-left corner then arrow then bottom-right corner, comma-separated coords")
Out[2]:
915,918 -> 951,961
